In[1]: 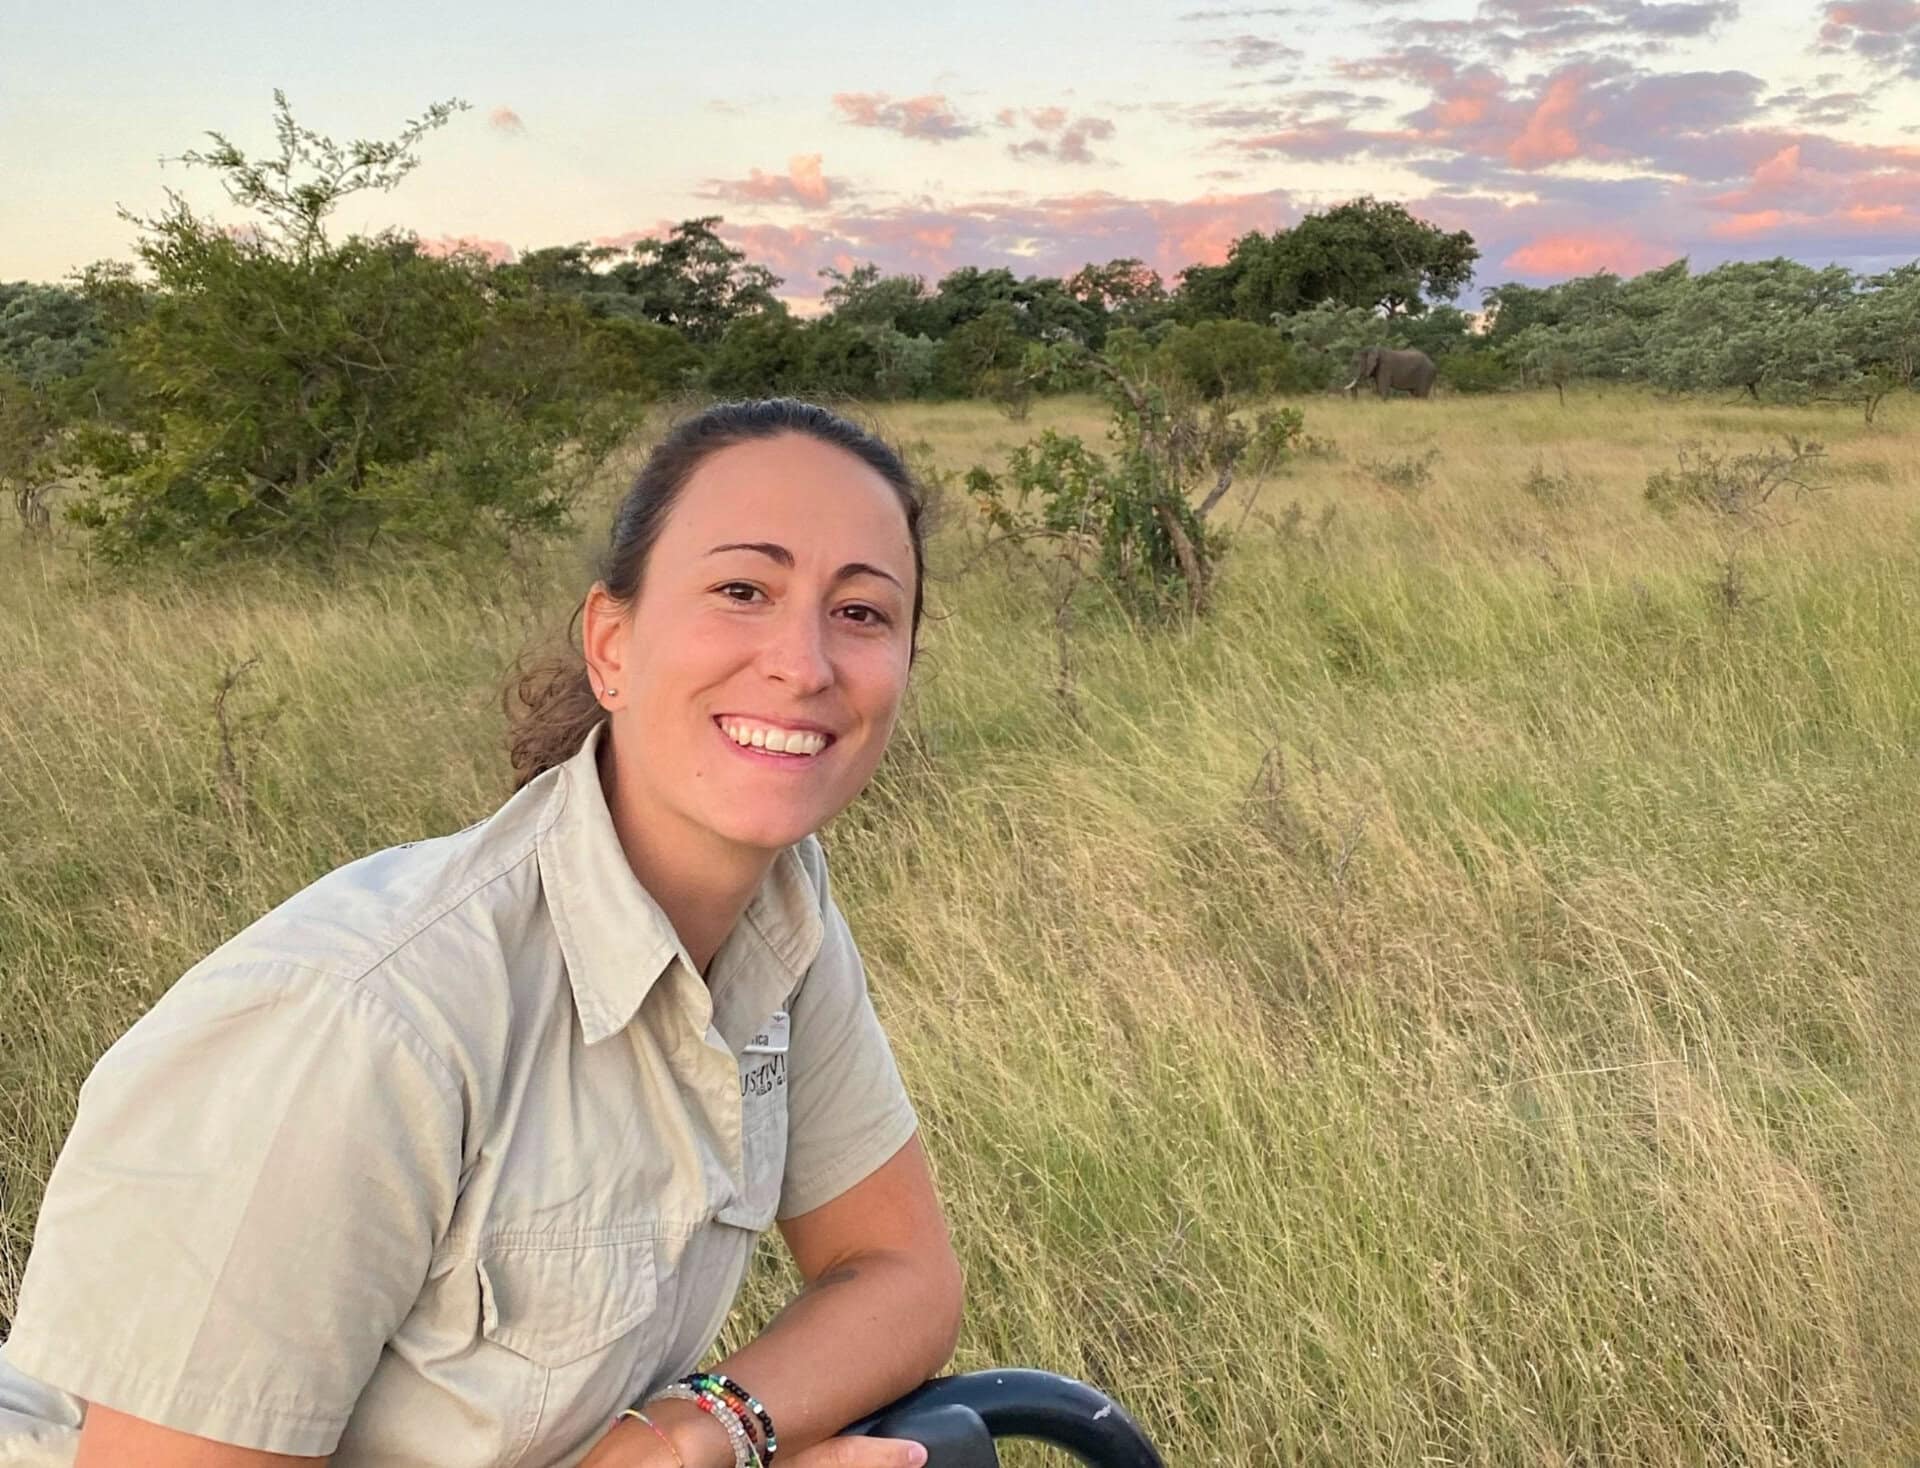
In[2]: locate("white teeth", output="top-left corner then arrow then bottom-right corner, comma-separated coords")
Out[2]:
722,721 -> 826,756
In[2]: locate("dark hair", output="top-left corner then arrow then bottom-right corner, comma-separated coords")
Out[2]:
505,399 -> 927,790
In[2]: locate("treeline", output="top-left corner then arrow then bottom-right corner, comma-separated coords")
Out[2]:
3,93 -> 1916,563
11,212 -> 1918,423
1481,260 -> 1920,413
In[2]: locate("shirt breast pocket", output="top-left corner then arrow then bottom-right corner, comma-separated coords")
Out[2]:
476,1233 -> 658,1368
721,1051 -> 789,1231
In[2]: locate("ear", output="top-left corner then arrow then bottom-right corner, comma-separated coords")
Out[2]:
581,584 -> 629,706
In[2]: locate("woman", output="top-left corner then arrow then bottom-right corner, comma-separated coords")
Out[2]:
0,400 -> 964,1468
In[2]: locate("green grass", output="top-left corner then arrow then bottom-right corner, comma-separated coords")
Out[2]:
3,389 -> 1917,1464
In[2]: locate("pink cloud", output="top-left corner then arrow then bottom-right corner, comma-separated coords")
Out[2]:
415,235 -> 517,265
1843,202 -> 1907,223
703,154 -> 839,210
1502,231 -> 1673,274
1229,121 -> 1421,159
1506,71 -> 1591,166
994,107 -> 1118,164
1752,143 -> 1803,190
592,221 -> 675,252
696,188 -> 1294,295
488,106 -> 524,134
1819,0 -> 1920,75
831,92 -> 977,141
1709,209 -> 1794,238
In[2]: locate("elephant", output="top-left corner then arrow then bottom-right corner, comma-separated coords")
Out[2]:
1344,346 -> 1438,400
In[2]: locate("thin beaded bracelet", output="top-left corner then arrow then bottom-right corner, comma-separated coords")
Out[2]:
685,1378 -> 760,1459
648,1383 -> 762,1468
686,1371 -> 778,1465
615,1408 -> 686,1468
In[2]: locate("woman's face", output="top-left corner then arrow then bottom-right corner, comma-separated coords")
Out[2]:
586,433 -> 917,857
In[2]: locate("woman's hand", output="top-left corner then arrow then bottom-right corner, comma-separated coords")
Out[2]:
584,1415 -> 928,1468
776,1434 -> 929,1468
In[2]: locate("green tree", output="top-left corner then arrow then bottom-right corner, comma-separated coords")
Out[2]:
1852,263 -> 1920,389
1066,258 -> 1167,319
1271,301 -> 1389,389
0,283 -> 108,387
1152,320 -> 1303,399
0,370 -> 65,533
925,266 -> 1023,336
932,302 -> 1028,396
798,317 -> 886,398
1173,258 -> 1241,323
585,316 -> 706,397
603,218 -> 783,343
1393,304 -> 1474,359
1644,259 -> 1858,401
704,311 -> 807,397
1196,199 -> 1478,323
818,263 -> 933,332
68,94 -> 624,561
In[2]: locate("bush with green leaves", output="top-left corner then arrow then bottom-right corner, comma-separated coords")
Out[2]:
66,93 -> 629,562
703,312 -> 807,397
0,370 -> 65,534
966,335 -> 1304,619
1438,349 -> 1513,395
0,282 -> 108,389
1270,302 -> 1390,390
1151,319 -> 1307,399
1643,436 -> 1826,522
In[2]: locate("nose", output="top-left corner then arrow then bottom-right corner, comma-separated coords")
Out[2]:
758,604 -> 834,695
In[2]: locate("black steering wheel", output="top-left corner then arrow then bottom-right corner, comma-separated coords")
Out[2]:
841,1368 -> 1164,1468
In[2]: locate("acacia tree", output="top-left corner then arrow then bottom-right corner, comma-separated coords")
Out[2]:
1644,260 -> 1859,402
1191,199 -> 1478,323
68,93 -> 625,561
1852,263 -> 1920,390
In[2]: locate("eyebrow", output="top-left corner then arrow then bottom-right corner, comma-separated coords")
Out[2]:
704,541 -> 905,591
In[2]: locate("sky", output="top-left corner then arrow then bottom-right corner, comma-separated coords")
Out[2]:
3,0 -> 1917,310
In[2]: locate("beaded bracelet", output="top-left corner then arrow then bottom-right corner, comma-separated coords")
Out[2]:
686,1371 -> 778,1465
688,1379 -> 759,1457
615,1408 -> 686,1468
648,1383 -> 762,1468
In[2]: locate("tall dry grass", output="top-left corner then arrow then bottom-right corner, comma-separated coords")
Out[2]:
3,389 -> 1916,1464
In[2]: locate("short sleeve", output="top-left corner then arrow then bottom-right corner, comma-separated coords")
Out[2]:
3,962 -> 463,1457
776,861 -> 919,1221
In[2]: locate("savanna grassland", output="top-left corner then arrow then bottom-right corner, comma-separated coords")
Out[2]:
2,389 -> 1916,1465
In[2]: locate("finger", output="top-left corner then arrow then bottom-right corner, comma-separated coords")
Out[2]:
813,1433 -> 929,1468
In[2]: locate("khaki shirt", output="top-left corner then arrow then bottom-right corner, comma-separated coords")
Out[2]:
0,720 -> 919,1467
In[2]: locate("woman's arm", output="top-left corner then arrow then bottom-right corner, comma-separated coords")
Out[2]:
588,1133 -> 963,1468
75,1404 -> 326,1467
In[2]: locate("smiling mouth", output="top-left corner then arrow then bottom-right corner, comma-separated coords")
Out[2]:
715,717 -> 834,758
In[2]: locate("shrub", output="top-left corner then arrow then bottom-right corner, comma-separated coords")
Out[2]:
1152,319 -> 1306,399
967,337 -> 1304,619
587,317 -> 705,398
1362,449 -> 1439,496
1643,437 -> 1826,523
1520,459 -> 1583,507
1439,350 -> 1513,395
65,94 -> 627,562
704,312 -> 808,397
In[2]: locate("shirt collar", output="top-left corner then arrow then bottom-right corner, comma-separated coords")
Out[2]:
536,720 -> 825,1046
